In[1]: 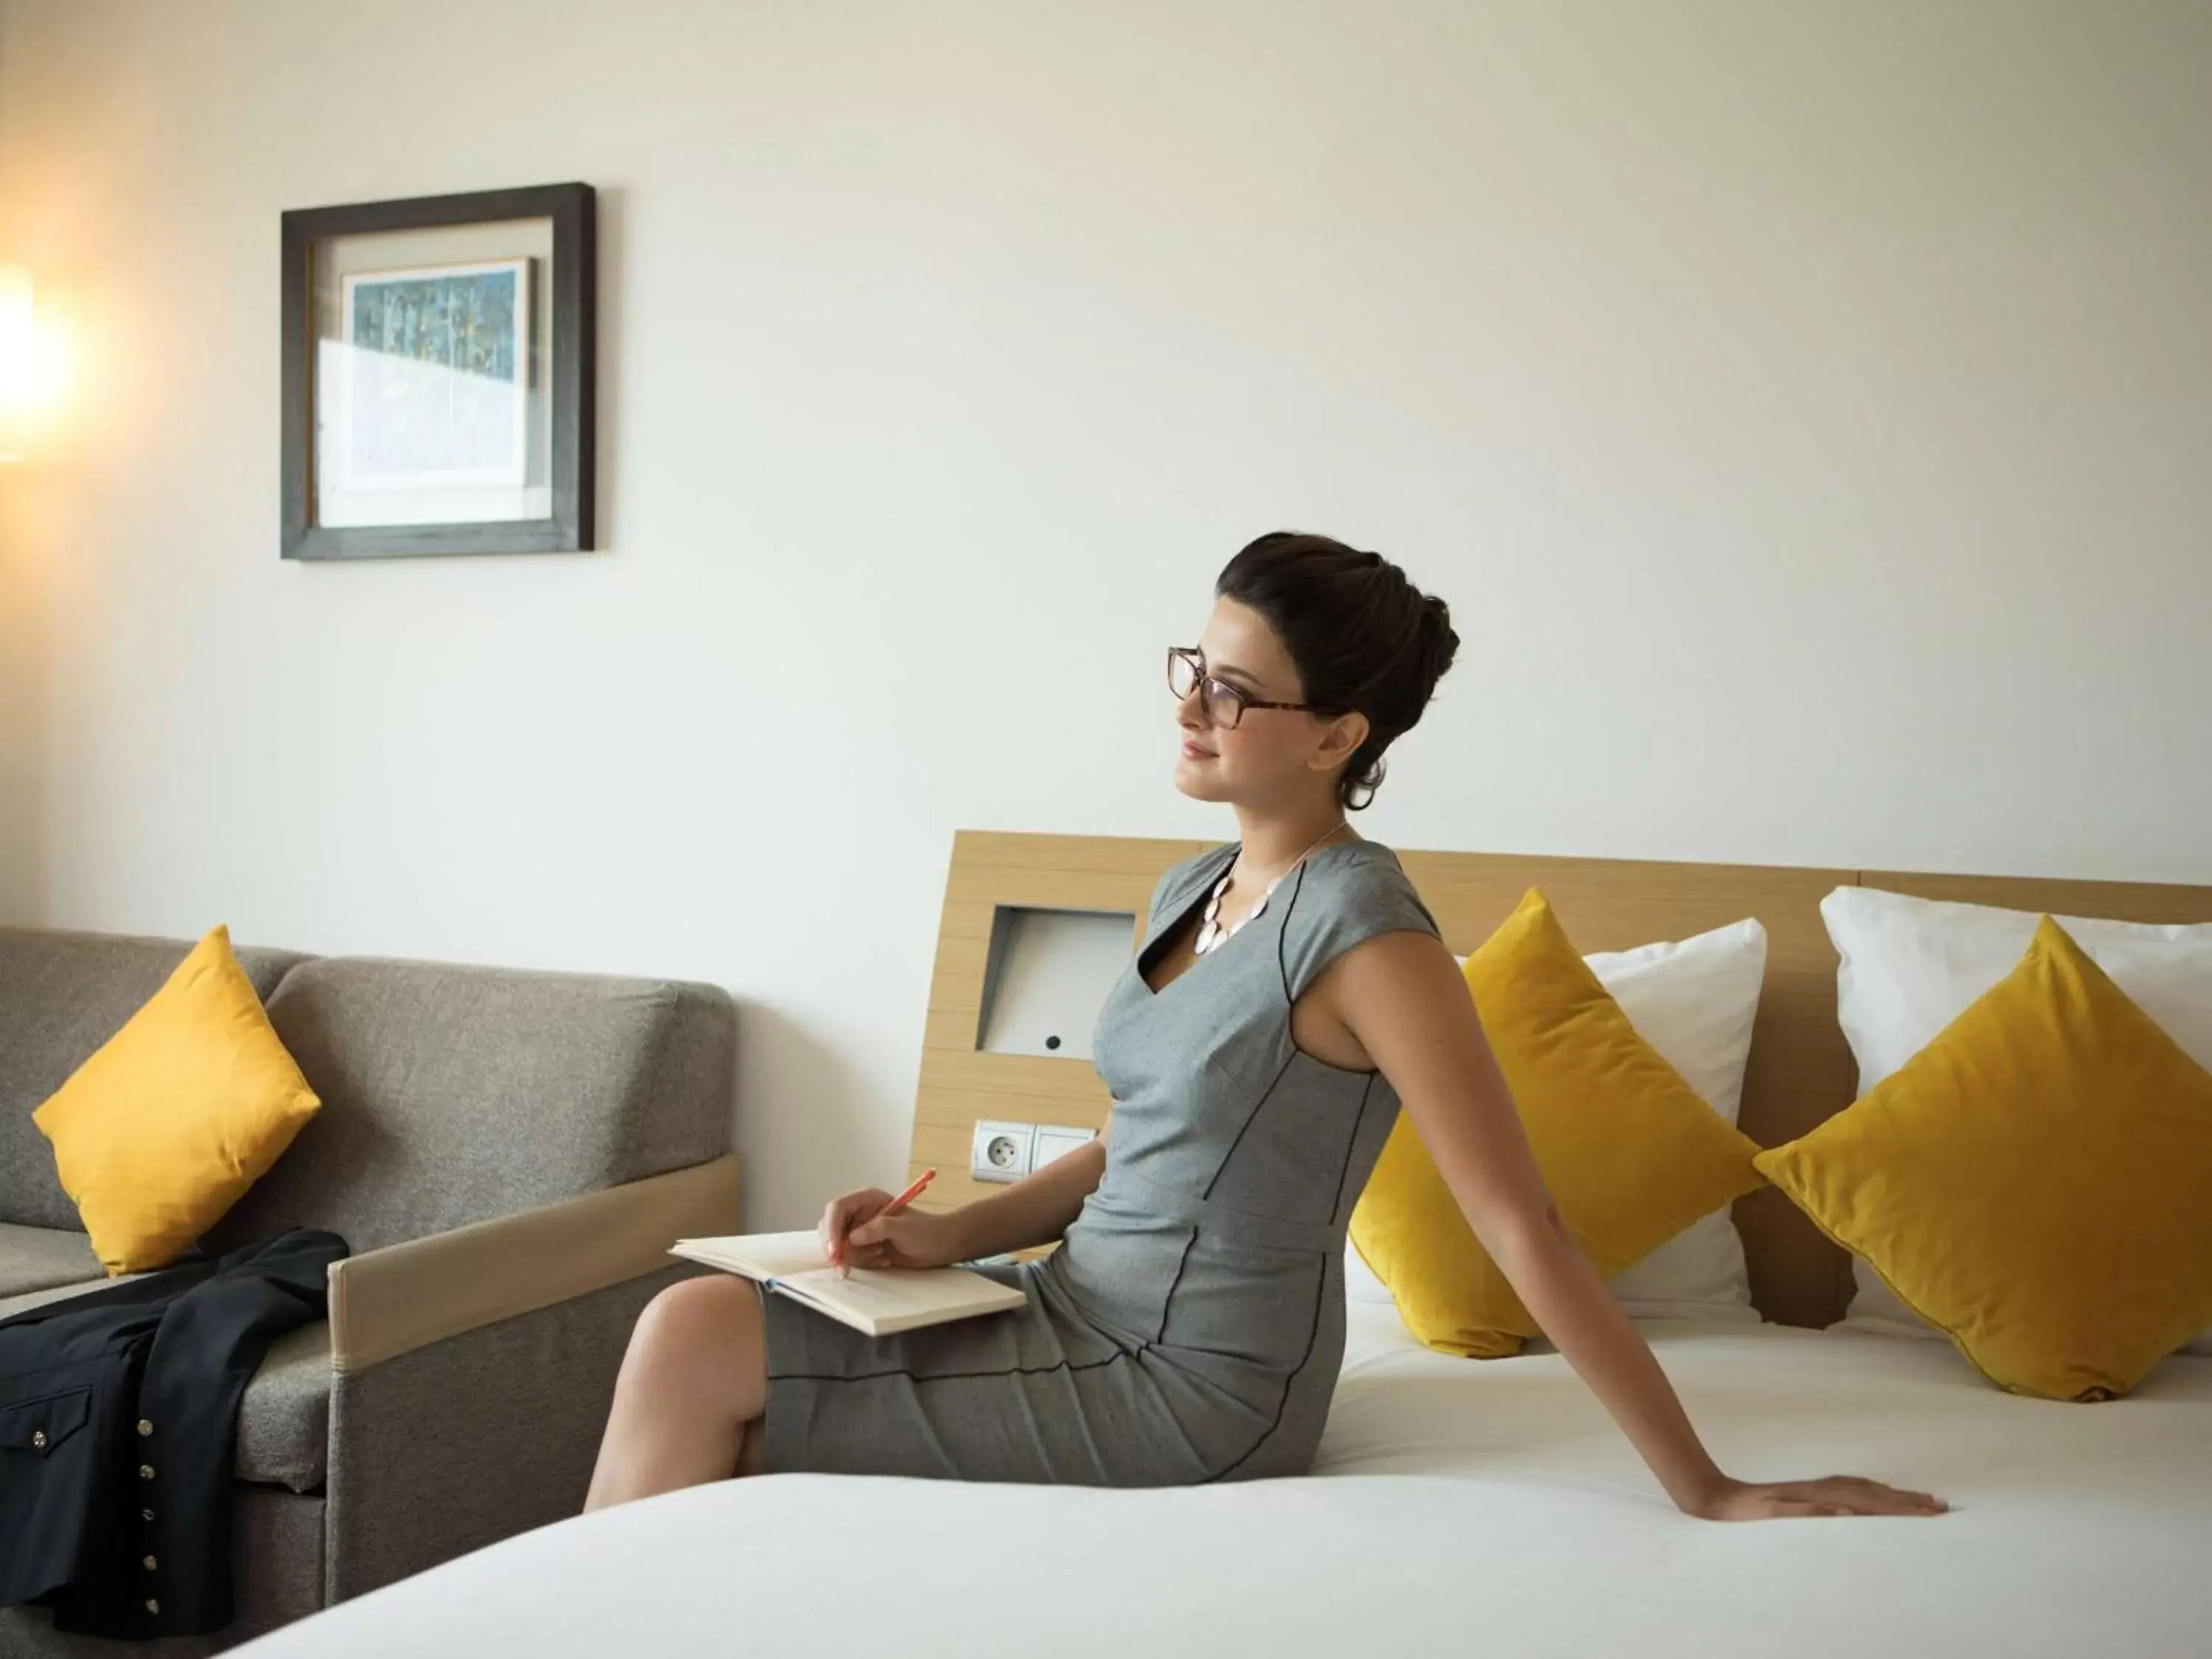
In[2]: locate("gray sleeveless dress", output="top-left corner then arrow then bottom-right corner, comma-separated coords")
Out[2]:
759,838 -> 1441,1485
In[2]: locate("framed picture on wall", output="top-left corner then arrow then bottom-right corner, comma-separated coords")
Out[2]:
279,181 -> 595,560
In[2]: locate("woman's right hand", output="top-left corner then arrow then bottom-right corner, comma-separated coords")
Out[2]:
818,1189 -> 970,1276
1686,1474 -> 1949,1521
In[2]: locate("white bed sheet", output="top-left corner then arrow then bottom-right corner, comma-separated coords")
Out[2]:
237,1307 -> 2212,1658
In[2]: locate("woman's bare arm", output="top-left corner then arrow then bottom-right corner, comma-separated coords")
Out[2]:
1318,931 -> 1944,1521
950,1129 -> 1108,1259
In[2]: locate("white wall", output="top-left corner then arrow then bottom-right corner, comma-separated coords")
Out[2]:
1,0 -> 2207,1228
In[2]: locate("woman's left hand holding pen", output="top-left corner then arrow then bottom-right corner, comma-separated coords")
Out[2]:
818,1168 -> 970,1277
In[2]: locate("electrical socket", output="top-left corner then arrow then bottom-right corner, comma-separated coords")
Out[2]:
969,1120 -> 1096,1183
970,1120 -> 1034,1184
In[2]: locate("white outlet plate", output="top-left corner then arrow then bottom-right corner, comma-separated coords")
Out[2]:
970,1120 -> 1036,1184
1033,1126 -> 1096,1169
969,1120 -> 1096,1183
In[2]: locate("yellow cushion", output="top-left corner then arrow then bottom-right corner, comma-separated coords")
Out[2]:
1349,888 -> 1765,1357
1756,917 -> 2212,1401
32,926 -> 321,1275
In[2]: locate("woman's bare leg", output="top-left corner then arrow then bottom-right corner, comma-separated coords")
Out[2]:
734,1418 -> 768,1478
584,1275 -> 772,1511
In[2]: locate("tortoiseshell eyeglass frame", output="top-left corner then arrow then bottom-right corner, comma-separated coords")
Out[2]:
1167,647 -> 1322,730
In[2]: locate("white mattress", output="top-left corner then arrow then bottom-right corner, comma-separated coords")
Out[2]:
238,1307 -> 2212,1658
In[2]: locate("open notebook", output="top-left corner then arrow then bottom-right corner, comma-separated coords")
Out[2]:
669,1231 -> 1029,1337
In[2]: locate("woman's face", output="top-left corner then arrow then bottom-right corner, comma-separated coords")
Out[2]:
1171,597 -> 1365,807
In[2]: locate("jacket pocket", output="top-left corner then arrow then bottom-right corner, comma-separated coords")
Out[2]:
0,1384 -> 91,1455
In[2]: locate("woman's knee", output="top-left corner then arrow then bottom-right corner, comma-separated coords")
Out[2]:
630,1276 -> 762,1384
630,1275 -> 768,1416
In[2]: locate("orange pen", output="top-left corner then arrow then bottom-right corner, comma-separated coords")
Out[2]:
835,1166 -> 934,1277
884,1166 -> 936,1216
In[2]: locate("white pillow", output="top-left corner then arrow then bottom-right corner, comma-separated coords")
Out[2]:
1346,917 -> 1768,1324
1822,885 -> 2212,1356
1345,1235 -> 1397,1304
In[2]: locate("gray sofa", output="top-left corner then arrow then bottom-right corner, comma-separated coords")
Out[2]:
0,926 -> 740,1656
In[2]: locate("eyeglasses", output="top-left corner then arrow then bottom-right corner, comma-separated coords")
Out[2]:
1167,646 -> 1321,730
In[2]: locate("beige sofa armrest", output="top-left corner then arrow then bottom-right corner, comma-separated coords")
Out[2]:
326,1153 -> 740,1374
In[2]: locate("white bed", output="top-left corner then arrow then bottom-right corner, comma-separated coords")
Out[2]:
237,1305 -> 2212,1658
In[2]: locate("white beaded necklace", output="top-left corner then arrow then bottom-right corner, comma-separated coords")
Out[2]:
1192,824 -> 1351,956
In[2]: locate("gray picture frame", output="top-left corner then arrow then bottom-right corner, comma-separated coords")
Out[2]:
280,181 -> 596,560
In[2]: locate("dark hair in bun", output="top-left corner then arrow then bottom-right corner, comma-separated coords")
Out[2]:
1215,530 -> 1459,810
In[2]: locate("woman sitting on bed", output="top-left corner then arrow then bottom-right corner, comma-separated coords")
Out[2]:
585,530 -> 1947,1522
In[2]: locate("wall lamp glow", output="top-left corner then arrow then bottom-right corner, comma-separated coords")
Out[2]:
0,264 -> 70,463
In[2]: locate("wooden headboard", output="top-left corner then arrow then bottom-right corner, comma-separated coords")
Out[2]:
907,831 -> 2212,1329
